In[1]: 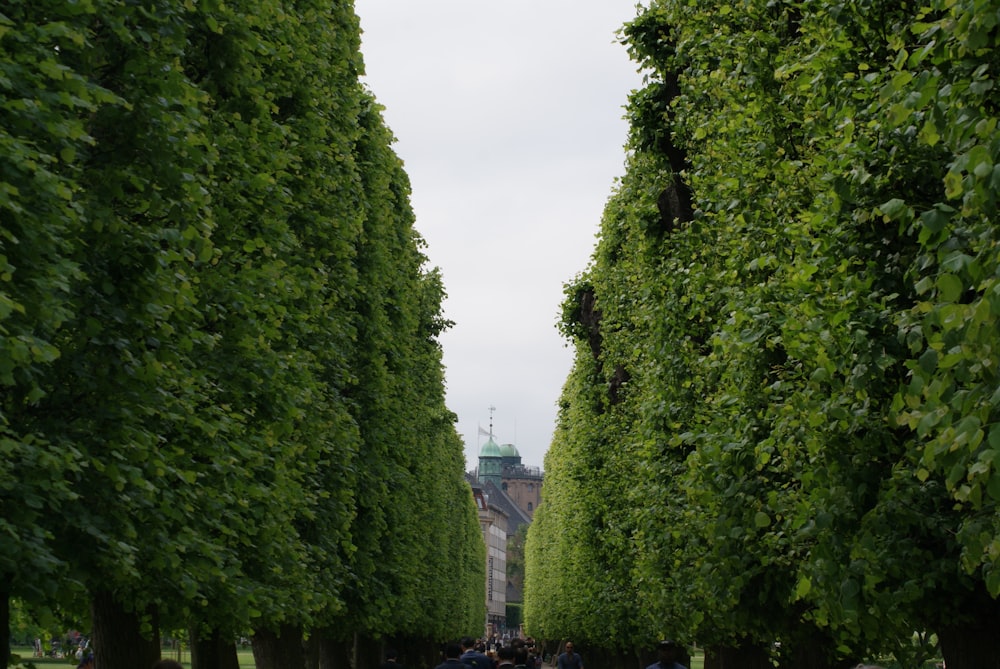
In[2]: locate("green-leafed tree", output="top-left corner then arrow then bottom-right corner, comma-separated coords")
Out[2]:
527,1 -> 1000,668
525,362 -> 600,645
886,3 -> 1000,664
526,335 -> 650,663
0,4 -> 119,667
176,3 -> 364,666
33,1 -> 235,666
3,1 -> 487,668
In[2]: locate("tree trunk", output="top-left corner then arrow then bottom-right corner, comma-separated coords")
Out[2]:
314,634 -> 352,669
391,634 -> 444,669
939,621 -> 1000,669
585,646 -> 637,669
0,576 -> 10,669
356,634 -> 384,669
777,625 -> 840,669
304,635 -> 319,669
252,624 -> 306,669
90,590 -> 160,669
703,640 -> 770,669
191,628 -> 241,669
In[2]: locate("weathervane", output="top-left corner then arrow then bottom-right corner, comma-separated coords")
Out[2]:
488,405 -> 496,439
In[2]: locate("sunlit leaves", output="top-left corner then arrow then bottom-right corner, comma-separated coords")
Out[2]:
2,0 -> 482,655
529,0 -> 1000,664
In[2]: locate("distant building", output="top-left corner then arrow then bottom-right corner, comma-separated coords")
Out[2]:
468,429 -> 544,632
474,436 -> 543,531
472,485 -> 507,636
497,440 -> 543,521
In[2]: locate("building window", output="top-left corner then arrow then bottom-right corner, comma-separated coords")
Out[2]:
502,482 -> 508,492
528,483 -> 534,492
528,502 -> 533,511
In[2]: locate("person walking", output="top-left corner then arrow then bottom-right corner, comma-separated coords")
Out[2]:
380,649 -> 406,669
497,646 -> 516,669
460,637 -> 493,669
555,642 -> 583,669
436,643 -> 467,669
513,644 -> 529,669
644,640 -> 687,669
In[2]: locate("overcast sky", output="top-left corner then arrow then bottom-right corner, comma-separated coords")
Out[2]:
353,1 -> 645,471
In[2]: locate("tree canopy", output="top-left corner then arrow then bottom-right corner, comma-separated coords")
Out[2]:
526,1 -> 1000,668
1,1 -> 484,668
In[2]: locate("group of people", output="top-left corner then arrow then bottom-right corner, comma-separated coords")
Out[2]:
428,636 -> 544,669
428,637 -> 688,669
556,639 -> 687,669
551,638 -> 687,669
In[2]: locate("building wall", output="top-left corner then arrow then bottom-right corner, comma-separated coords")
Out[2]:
485,506 -> 507,628
501,476 -> 542,519
475,487 -> 507,634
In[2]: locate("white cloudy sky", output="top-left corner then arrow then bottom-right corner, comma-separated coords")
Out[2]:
353,1 -> 645,470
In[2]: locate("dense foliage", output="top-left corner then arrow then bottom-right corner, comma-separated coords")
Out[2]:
526,1 -> 1000,668
0,1 -> 484,668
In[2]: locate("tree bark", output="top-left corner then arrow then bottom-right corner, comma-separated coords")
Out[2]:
777,625 -> 841,669
191,627 -> 240,669
90,590 -> 160,669
0,577 -> 10,669
304,635 -> 320,669
318,635 -> 354,669
252,624 -> 306,669
357,634 -> 384,669
703,640 -> 770,669
939,620 -> 1000,669
392,634 -> 444,669
585,646 -> 638,669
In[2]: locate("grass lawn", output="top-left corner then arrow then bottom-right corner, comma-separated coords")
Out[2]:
14,647 -> 699,669
10,647 -> 256,669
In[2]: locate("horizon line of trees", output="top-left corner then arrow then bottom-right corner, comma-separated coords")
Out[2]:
2,2 -> 485,669
525,1 -> 999,668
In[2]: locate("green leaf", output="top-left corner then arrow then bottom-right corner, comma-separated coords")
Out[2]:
919,118 -> 940,146
879,198 -> 909,220
920,206 -> 950,233
918,348 -> 939,373
937,273 -> 964,302
986,568 -> 1000,598
986,470 -> 1000,502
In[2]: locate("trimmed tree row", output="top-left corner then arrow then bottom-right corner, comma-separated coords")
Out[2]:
1,2 -> 484,669
526,2 -> 1000,668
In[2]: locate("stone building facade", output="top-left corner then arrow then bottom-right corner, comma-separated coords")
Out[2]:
472,485 -> 507,636
469,433 -> 545,635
